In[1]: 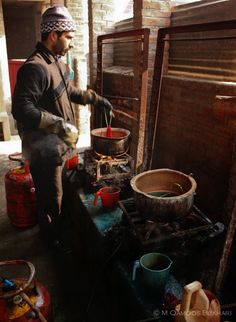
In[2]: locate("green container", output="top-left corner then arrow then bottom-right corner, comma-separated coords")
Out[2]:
133,252 -> 173,292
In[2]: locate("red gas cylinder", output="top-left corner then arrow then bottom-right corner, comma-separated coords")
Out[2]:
0,260 -> 53,322
4,154 -> 37,228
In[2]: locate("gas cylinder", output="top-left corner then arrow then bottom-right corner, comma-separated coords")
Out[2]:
0,260 -> 53,322
4,153 -> 37,228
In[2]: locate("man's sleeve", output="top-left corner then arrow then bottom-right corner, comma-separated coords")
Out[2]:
12,63 -> 48,129
68,84 -> 101,105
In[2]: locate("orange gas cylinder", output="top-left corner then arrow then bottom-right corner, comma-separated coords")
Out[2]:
0,260 -> 53,322
4,154 -> 37,228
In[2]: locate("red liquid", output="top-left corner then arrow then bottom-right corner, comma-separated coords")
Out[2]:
106,126 -> 112,138
101,130 -> 127,138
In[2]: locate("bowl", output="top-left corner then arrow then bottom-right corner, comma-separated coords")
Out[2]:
91,127 -> 130,156
130,168 -> 197,221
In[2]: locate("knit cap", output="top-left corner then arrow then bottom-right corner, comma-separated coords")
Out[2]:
40,5 -> 76,33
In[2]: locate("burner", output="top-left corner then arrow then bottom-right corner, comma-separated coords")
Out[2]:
118,198 -> 220,251
83,149 -> 134,182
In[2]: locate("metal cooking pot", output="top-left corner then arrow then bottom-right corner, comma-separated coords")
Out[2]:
130,168 -> 197,221
91,127 -> 130,156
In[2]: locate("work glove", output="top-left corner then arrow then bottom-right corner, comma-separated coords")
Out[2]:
39,112 -> 65,134
39,111 -> 78,149
96,96 -> 114,117
83,89 -> 114,117
59,122 -> 78,149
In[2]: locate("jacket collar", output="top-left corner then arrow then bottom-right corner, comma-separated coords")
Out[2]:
36,42 -> 59,64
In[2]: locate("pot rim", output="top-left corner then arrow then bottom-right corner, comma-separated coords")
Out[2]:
140,252 -> 173,272
130,168 -> 197,199
91,127 -> 130,140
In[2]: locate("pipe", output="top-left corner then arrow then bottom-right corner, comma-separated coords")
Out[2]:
104,94 -> 139,101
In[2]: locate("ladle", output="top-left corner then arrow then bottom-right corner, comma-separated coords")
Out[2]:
104,107 -> 113,138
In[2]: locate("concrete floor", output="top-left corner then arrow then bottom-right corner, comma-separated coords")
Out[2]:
0,136 -> 90,321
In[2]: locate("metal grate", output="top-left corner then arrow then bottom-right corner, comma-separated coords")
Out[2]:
83,149 -> 134,182
118,198 -> 220,250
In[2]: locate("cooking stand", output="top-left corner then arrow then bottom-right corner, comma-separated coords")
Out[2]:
68,178 -> 225,321
83,149 -> 134,182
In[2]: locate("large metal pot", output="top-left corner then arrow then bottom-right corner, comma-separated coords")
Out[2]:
91,127 -> 130,156
130,168 -> 197,221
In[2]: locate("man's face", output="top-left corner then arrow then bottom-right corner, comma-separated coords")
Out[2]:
52,31 -> 75,56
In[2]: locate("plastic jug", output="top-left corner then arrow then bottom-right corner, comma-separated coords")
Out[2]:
175,281 -> 220,322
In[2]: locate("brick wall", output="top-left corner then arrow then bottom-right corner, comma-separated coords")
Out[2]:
133,0 -> 171,171
66,0 -> 88,89
86,0 -> 116,131
66,0 -> 89,132
88,0 -> 116,88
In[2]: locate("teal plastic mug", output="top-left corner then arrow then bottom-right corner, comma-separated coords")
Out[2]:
132,252 -> 173,292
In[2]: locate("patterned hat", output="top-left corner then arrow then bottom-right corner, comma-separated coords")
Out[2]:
40,5 -> 76,33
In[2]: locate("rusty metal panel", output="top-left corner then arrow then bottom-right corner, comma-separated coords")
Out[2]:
96,28 -> 150,171
149,19 -> 236,170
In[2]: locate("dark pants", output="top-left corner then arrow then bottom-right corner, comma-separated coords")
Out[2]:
20,131 -> 76,242
30,161 -> 67,242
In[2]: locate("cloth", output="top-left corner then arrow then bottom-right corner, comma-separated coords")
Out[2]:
40,5 -> 76,33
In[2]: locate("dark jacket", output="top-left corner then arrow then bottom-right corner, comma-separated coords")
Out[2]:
12,42 -> 98,165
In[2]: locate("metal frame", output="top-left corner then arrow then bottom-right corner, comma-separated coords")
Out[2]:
96,28 -> 150,170
149,19 -> 236,169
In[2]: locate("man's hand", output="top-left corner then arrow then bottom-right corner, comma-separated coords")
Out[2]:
39,111 -> 78,148
59,122 -> 78,149
96,97 -> 114,117
39,112 -> 65,134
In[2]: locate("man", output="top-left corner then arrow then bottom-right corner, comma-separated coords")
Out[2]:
12,5 -> 113,253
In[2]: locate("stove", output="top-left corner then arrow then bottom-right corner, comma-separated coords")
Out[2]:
118,198 -> 224,252
83,149 -> 134,182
